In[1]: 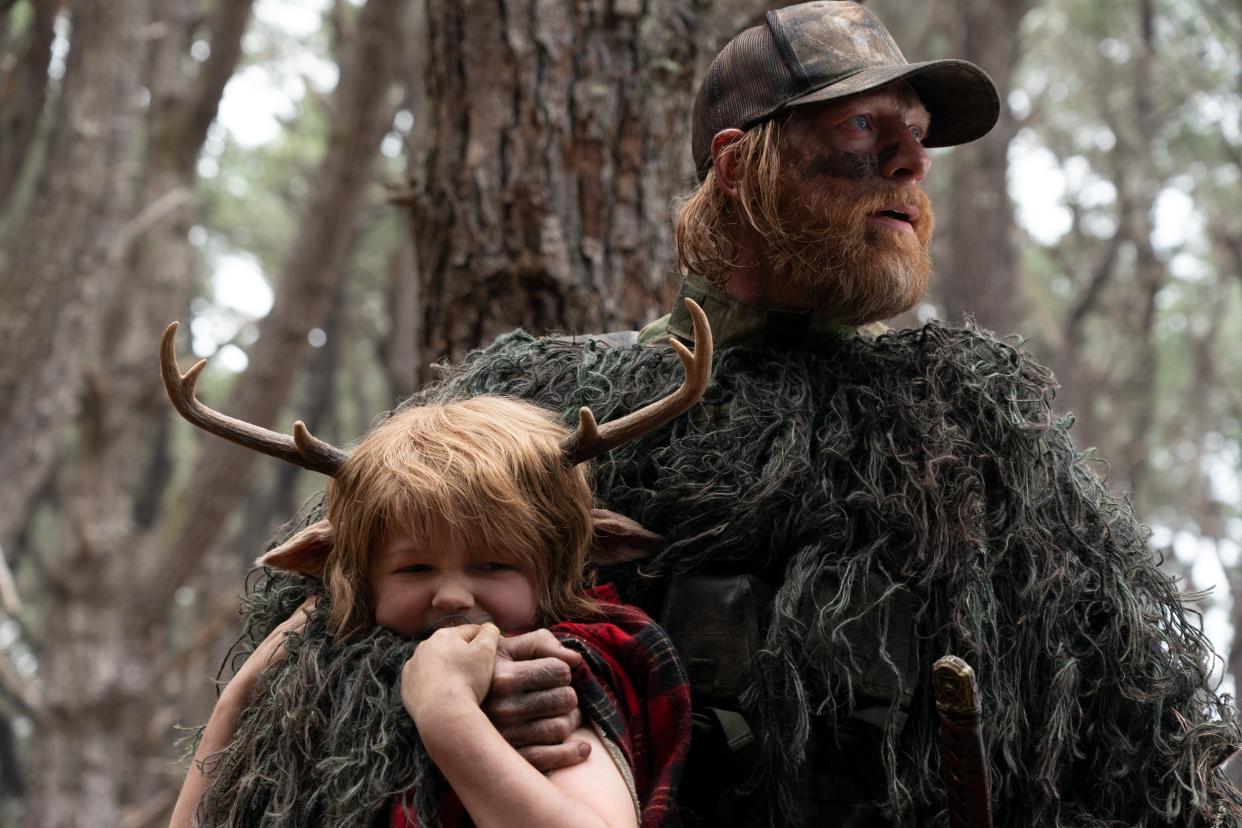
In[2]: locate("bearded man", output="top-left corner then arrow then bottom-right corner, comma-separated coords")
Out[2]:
205,3 -> 1242,827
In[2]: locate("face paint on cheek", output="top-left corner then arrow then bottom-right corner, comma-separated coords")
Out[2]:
876,143 -> 904,167
800,150 -> 880,181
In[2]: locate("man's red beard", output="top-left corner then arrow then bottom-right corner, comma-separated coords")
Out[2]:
751,177 -> 935,325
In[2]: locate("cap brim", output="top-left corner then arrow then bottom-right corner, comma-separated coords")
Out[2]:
785,59 -> 1000,148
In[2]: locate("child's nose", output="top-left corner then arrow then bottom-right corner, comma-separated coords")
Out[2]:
431,576 -> 474,611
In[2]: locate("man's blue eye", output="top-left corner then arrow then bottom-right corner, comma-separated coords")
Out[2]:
852,115 -> 871,130
910,125 -> 925,142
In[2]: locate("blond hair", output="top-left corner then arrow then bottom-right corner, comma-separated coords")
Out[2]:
674,119 -> 786,282
673,116 -> 933,323
323,397 -> 596,639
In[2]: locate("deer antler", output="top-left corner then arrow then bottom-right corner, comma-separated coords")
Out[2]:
160,321 -> 348,476
562,297 -> 713,466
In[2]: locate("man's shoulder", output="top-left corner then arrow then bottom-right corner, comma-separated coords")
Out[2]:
637,315 -> 671,345
421,325 -> 658,407
455,327 -> 636,367
548,329 -> 642,348
877,319 -> 1053,373
475,327 -> 645,353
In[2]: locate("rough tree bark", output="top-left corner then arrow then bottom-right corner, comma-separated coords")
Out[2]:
408,0 -> 774,383
937,0 -> 1033,336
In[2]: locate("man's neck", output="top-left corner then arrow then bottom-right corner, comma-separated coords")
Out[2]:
716,255 -> 818,314
641,278 -> 888,353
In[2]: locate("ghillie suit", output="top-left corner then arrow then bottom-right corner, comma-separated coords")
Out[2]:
207,294 -> 1242,827
405,320 -> 1242,828
195,581 -> 689,828
194,572 -> 426,826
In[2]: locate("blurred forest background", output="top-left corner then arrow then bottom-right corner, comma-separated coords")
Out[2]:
0,0 -> 1239,824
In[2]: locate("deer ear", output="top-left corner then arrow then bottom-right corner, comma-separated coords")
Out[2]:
589,508 -> 664,566
257,519 -> 334,578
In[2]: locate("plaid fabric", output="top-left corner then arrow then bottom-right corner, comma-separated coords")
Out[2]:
554,585 -> 691,828
390,587 -> 691,828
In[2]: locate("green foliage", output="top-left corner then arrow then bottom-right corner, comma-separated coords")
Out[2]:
2,1 -> 34,38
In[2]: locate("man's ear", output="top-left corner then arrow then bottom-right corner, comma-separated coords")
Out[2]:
257,518 -> 333,578
711,128 -> 747,200
589,508 -> 664,566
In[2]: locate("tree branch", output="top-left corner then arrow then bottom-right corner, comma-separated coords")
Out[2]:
170,0 -> 256,175
149,597 -> 241,683
111,185 -> 192,259
1064,217 -> 1130,337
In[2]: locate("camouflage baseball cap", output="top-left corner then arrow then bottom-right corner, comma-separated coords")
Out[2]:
691,1 -> 1000,180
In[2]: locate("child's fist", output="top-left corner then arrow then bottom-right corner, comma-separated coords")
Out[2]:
402,623 -> 501,722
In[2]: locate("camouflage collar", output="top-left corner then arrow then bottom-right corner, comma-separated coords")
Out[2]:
637,278 -> 889,350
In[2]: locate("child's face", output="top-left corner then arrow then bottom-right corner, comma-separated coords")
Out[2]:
369,530 -> 538,639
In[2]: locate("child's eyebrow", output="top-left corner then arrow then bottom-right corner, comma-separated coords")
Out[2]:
380,539 -> 423,558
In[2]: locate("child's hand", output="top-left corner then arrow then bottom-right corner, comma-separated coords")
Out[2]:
402,623 -> 501,723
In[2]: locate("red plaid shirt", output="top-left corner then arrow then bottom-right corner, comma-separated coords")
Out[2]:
391,586 -> 690,828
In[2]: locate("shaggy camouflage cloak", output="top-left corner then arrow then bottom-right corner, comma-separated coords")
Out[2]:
205,321 -> 1241,827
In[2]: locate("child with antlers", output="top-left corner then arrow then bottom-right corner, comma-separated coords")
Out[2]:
168,301 -> 711,828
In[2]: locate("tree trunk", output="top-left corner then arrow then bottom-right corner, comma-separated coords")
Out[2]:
409,0 -> 772,383
1223,543 -> 1242,790
0,0 -> 143,554
383,0 -> 429,401
1112,0 -> 1163,501
27,1 -> 256,822
29,0 -> 408,819
0,0 -> 58,215
35,512 -> 149,828
226,285 -> 346,564
383,224 -> 424,401
938,0 -> 1032,336
77,0 -> 256,580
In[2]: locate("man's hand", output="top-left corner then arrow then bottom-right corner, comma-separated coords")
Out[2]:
484,629 -> 591,772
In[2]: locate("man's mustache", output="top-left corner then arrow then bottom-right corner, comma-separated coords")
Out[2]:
852,186 -> 931,221
780,177 -> 932,232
